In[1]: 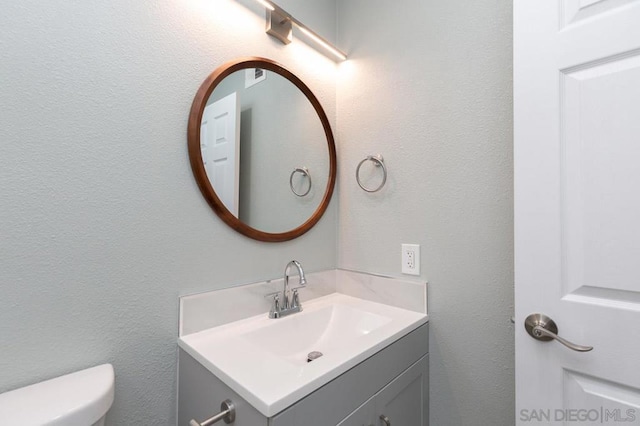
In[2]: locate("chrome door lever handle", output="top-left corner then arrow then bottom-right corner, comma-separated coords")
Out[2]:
525,313 -> 593,352
379,414 -> 391,426
533,325 -> 593,352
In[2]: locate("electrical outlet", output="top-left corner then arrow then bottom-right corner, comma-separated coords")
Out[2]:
401,244 -> 420,275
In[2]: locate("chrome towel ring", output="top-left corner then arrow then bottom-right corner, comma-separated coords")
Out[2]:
356,154 -> 387,193
290,167 -> 312,197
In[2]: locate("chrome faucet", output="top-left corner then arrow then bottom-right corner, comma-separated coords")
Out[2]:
267,260 -> 307,319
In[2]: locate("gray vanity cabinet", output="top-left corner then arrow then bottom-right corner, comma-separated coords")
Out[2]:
337,356 -> 429,426
375,355 -> 428,425
178,324 -> 429,426
337,400 -> 375,426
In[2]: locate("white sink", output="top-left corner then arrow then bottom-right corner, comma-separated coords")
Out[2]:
178,293 -> 427,417
239,302 -> 392,365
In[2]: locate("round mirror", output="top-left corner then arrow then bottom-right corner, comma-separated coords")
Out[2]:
188,57 -> 337,242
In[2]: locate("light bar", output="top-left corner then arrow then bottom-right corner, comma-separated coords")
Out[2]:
255,0 -> 275,11
253,0 -> 347,62
297,26 -> 347,62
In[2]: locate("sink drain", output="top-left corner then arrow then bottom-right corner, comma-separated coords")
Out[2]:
307,351 -> 323,363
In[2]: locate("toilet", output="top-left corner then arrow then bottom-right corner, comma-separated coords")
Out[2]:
0,364 -> 114,426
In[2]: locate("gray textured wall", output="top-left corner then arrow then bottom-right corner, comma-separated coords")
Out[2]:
0,1 -> 337,424
336,1 -> 515,425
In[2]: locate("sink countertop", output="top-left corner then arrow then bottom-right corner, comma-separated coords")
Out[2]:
178,291 -> 428,417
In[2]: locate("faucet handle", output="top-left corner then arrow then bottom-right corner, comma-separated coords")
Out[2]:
265,292 -> 281,318
290,288 -> 302,309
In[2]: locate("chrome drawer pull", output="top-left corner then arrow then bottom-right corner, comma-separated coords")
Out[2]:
189,399 -> 236,426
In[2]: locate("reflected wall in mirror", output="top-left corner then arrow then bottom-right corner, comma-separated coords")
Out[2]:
188,57 -> 337,242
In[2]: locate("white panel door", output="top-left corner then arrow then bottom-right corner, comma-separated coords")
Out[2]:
200,92 -> 240,216
515,1 -> 640,424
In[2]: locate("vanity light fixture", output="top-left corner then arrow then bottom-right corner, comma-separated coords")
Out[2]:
253,0 -> 347,62
255,0 -> 274,11
297,26 -> 347,62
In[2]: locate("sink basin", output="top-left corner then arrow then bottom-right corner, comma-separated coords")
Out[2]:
239,303 -> 392,365
178,293 -> 427,417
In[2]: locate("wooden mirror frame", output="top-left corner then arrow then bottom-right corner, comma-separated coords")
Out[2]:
187,57 -> 337,242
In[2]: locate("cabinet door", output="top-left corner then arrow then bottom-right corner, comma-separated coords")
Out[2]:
374,355 -> 428,426
337,397 -> 375,426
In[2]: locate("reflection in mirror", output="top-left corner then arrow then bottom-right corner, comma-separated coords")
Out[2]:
201,68 -> 329,233
188,57 -> 336,242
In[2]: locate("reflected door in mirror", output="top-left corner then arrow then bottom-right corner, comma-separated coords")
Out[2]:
200,92 -> 240,216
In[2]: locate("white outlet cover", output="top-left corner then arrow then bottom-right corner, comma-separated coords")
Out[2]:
401,244 -> 420,275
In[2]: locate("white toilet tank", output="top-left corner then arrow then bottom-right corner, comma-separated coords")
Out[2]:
0,364 -> 114,426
